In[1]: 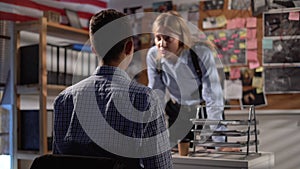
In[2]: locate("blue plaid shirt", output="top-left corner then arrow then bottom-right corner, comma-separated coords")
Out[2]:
53,65 -> 173,169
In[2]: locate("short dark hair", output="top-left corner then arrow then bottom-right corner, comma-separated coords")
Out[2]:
89,9 -> 132,63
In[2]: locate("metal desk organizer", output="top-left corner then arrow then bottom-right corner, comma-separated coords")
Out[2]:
190,105 -> 259,157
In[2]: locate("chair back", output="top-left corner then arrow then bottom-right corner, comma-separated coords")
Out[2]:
30,154 -> 127,169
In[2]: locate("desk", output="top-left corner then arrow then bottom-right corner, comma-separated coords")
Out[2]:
172,152 -> 274,169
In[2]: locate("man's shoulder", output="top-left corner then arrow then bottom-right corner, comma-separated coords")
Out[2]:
55,77 -> 93,99
54,85 -> 74,104
129,81 -> 152,95
128,81 -> 161,105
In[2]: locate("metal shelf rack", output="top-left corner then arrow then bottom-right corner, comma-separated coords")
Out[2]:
190,105 -> 259,157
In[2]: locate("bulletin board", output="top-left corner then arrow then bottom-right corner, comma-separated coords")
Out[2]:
198,0 -> 300,110
205,28 -> 247,66
140,0 -> 300,110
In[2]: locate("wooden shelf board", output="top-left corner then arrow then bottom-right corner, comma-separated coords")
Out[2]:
17,150 -> 40,160
15,18 -> 89,43
15,20 -> 40,32
47,22 -> 89,43
17,84 -> 66,95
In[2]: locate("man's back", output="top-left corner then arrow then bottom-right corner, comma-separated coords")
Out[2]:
53,66 -> 172,168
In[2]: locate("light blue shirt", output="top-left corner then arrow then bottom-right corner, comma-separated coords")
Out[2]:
146,44 -> 226,142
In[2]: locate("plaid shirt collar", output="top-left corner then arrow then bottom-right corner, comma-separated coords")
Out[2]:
93,65 -> 131,80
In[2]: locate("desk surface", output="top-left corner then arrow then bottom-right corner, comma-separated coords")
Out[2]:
172,152 -> 274,169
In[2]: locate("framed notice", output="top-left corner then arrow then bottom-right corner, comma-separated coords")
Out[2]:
223,67 -> 267,107
204,0 -> 224,10
264,66 -> 300,93
229,0 -> 251,10
240,67 -> 267,107
264,9 -> 300,37
263,38 -> 300,65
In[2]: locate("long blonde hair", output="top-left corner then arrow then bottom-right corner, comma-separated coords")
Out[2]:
152,11 -> 193,49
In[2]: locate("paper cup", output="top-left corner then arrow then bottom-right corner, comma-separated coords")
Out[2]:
178,139 -> 190,156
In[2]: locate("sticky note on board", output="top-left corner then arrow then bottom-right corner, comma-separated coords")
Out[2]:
247,39 -> 257,49
247,28 -> 257,39
232,33 -> 239,39
247,50 -> 258,61
230,67 -> 241,79
227,19 -> 237,29
228,44 -> 234,48
239,42 -> 246,49
239,30 -> 247,38
220,37 -> 227,41
230,54 -> 238,63
289,12 -> 300,21
256,67 -> 263,72
256,87 -> 263,94
235,18 -> 246,28
252,76 -> 263,88
263,39 -> 273,49
234,49 -> 241,54
222,47 -> 229,51
219,32 -> 226,38
249,61 -> 260,69
224,66 -> 230,72
246,17 -> 257,28
228,40 -> 235,44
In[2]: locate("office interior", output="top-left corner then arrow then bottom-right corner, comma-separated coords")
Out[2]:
0,0 -> 299,168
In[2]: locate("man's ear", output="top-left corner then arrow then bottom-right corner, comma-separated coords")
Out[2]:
124,39 -> 134,55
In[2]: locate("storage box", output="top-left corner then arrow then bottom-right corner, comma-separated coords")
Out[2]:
19,44 -> 61,85
20,110 -> 53,151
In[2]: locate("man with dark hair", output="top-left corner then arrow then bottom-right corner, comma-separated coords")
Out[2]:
53,9 -> 172,169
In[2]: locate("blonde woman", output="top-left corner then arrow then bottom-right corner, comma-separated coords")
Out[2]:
147,11 -> 239,152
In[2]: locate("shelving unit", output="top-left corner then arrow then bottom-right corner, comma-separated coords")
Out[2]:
13,17 -> 89,167
190,105 -> 260,157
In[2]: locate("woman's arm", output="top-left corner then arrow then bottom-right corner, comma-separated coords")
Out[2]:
195,45 -> 226,142
146,47 -> 166,104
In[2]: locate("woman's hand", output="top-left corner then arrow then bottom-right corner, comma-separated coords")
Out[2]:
218,147 -> 241,152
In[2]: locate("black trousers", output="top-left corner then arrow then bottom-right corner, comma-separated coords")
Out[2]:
165,100 -> 206,147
